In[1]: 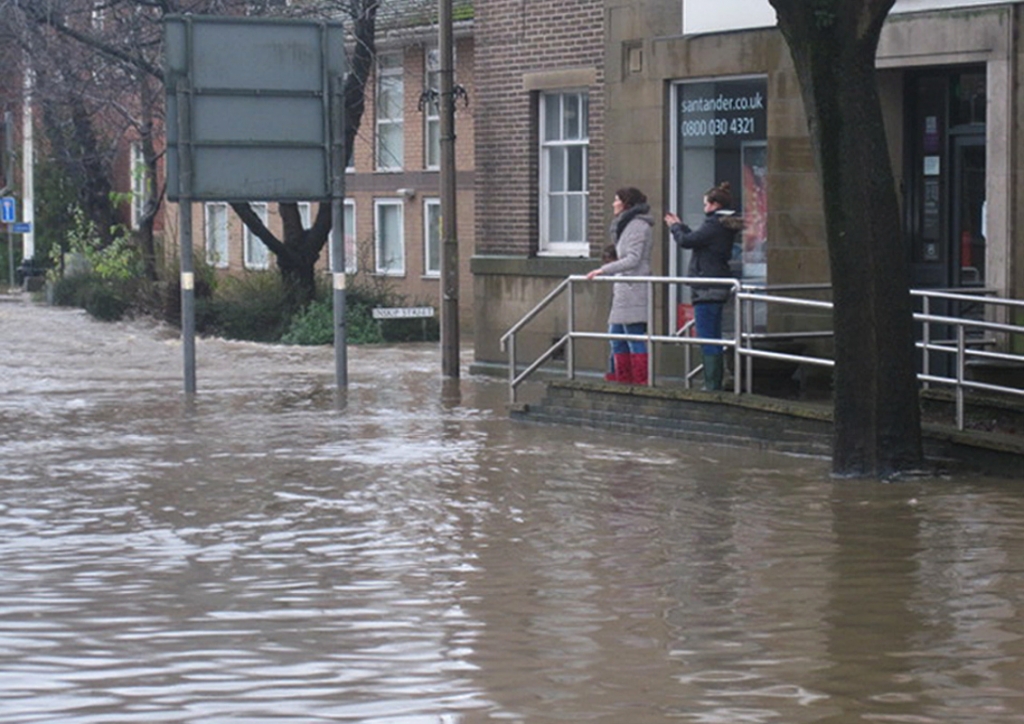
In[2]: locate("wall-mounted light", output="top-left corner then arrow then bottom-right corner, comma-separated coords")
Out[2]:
397,188 -> 416,200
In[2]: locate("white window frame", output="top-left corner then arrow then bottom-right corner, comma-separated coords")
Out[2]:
423,198 -> 441,277
297,201 -> 312,229
539,90 -> 589,257
376,53 -> 404,171
130,141 -> 148,230
205,202 -> 229,268
328,200 -> 357,274
374,199 -> 405,276
243,202 -> 270,270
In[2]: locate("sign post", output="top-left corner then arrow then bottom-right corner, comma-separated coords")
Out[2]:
2,197 -> 15,290
164,16 -> 347,394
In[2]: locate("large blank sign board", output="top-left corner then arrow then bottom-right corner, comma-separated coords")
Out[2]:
165,16 -> 346,201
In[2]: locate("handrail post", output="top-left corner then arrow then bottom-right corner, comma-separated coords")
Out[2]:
508,334 -> 517,404
744,291 -> 754,394
733,282 -> 741,394
647,279 -> 655,386
956,324 -> 965,430
921,294 -> 931,389
684,299 -> 693,389
567,277 -> 576,380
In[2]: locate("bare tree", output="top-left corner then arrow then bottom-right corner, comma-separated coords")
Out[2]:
768,0 -> 923,477
6,0 -> 380,300
229,0 -> 380,305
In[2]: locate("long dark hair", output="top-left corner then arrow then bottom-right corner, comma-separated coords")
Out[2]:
614,187 -> 649,239
615,187 -> 647,210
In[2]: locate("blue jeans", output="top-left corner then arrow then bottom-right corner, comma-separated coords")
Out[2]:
694,302 -> 724,356
610,322 -> 647,355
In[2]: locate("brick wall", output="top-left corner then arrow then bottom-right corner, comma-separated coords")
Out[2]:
474,0 -> 605,257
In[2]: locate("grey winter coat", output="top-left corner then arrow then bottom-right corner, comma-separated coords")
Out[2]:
600,205 -> 654,325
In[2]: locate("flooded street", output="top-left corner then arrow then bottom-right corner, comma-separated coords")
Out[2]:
2,296 -> 1023,723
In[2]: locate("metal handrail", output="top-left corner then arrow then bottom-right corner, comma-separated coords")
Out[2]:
503,278 -> 1024,430
504,275 -> 737,402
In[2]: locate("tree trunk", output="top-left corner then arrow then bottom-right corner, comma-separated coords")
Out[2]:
229,200 -> 332,307
69,100 -> 117,247
770,0 -> 923,477
229,0 -> 377,306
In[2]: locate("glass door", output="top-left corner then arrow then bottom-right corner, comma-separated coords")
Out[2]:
951,134 -> 986,289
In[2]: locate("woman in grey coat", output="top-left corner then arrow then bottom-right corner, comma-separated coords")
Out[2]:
586,187 -> 654,384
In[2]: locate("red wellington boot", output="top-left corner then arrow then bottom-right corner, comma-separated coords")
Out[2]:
631,353 -> 649,386
613,353 -> 634,383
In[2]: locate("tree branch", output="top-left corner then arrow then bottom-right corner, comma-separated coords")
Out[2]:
20,1 -> 165,82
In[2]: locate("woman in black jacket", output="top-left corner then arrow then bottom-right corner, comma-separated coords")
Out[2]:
664,181 -> 741,390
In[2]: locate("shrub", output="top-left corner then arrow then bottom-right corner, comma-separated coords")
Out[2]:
279,275 -> 440,346
83,283 -> 132,321
204,272 -> 297,343
281,296 -> 334,345
280,285 -> 384,346
345,293 -> 386,345
45,204 -> 148,322
50,273 -> 98,308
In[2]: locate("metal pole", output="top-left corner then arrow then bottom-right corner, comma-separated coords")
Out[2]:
733,284 -> 742,394
439,0 -> 460,378
921,295 -> 931,388
4,111 -> 13,290
956,324 -> 965,431
647,279 -> 655,386
177,77 -> 196,395
749,290 -> 757,393
567,278 -> 575,379
5,228 -> 12,291
330,74 -> 348,389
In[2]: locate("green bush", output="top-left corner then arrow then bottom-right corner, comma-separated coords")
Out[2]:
204,272 -> 297,343
281,289 -> 384,345
49,272 -> 139,322
45,203 -> 149,323
345,294 -> 386,345
50,273 -> 98,308
281,296 -> 334,345
278,278 -> 439,346
83,283 -> 132,321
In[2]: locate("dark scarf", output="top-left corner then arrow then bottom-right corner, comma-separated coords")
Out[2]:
614,203 -> 650,240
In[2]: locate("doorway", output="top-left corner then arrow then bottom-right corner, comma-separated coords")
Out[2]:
905,67 -> 986,290
904,68 -> 987,374
951,134 -> 986,289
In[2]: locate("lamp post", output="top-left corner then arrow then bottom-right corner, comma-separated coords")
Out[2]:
439,0 -> 459,378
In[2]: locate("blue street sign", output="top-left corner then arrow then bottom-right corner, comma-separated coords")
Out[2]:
12,222 -> 31,234
1,197 -> 15,223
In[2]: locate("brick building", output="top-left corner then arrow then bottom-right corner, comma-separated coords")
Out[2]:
470,0 -> 1024,375
471,0 -> 607,370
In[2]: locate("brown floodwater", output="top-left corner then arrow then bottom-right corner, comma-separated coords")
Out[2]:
1,295 -> 1022,723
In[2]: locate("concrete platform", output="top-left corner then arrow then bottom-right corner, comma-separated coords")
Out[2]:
512,379 -> 1024,480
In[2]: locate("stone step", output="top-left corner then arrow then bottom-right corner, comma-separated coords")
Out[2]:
517,381 -> 834,456
512,379 -> 1024,477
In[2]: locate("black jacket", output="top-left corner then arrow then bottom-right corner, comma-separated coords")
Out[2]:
669,211 -> 742,303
